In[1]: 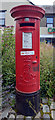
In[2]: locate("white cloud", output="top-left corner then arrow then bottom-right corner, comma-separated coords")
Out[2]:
30,0 -> 55,5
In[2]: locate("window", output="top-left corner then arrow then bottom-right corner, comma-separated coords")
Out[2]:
46,18 -> 53,27
0,11 -> 6,27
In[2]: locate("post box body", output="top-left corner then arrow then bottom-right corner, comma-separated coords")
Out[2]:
16,18 -> 40,93
10,5 -> 45,116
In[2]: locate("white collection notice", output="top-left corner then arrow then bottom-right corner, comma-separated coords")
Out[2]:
21,32 -> 34,55
22,32 -> 32,49
20,51 -> 34,55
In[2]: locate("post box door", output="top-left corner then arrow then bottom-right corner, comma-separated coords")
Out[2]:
16,20 -> 40,93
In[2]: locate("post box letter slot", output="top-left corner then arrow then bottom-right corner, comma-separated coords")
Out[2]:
20,23 -> 35,27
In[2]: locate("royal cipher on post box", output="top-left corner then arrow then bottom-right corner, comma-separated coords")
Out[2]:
10,5 -> 45,116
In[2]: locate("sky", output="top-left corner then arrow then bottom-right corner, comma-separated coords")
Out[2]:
30,0 -> 55,5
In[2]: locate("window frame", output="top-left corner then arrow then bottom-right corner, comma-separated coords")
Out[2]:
0,10 -> 6,27
46,17 -> 54,27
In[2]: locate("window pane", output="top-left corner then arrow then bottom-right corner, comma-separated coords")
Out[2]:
0,19 -> 4,25
47,24 -> 53,27
0,12 -> 5,18
47,18 -> 53,23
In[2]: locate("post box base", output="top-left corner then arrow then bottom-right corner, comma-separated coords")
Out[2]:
16,90 -> 40,116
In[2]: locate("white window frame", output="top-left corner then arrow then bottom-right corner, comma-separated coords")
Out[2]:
0,10 -> 6,27
46,17 -> 53,27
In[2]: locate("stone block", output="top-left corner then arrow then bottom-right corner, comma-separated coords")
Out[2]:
35,112 -> 41,119
43,114 -> 50,119
50,102 -> 55,110
8,114 -> 15,119
43,105 -> 50,113
26,116 -> 32,120
1,107 -> 10,118
51,110 -> 55,120
16,115 -> 24,120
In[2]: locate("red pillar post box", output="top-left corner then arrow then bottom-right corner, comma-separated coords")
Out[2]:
10,5 -> 45,116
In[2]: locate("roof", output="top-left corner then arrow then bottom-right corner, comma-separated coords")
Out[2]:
27,0 -> 35,5
39,5 -> 55,14
0,0 -> 32,10
0,0 -> 55,14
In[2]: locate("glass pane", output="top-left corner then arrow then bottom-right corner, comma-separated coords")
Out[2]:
47,18 -> 53,23
47,24 -> 53,27
0,19 -> 4,25
0,12 -> 5,18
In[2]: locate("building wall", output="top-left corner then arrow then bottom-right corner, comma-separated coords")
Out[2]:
0,0 -> 31,26
40,16 -> 46,27
40,27 -> 48,35
0,2 -> 55,41
40,5 -> 55,27
1,2 -> 55,28
54,17 -> 55,27
40,16 -> 55,27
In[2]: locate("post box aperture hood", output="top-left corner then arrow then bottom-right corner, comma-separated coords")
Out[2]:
10,5 -> 45,20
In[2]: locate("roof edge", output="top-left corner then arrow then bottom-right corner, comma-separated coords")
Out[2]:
27,0 -> 35,6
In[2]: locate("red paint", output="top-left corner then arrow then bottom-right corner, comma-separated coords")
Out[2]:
48,32 -> 55,34
10,5 -> 45,93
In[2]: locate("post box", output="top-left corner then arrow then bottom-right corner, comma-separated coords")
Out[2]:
10,5 -> 45,116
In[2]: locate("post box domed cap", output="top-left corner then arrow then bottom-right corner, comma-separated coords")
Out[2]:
10,5 -> 45,20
